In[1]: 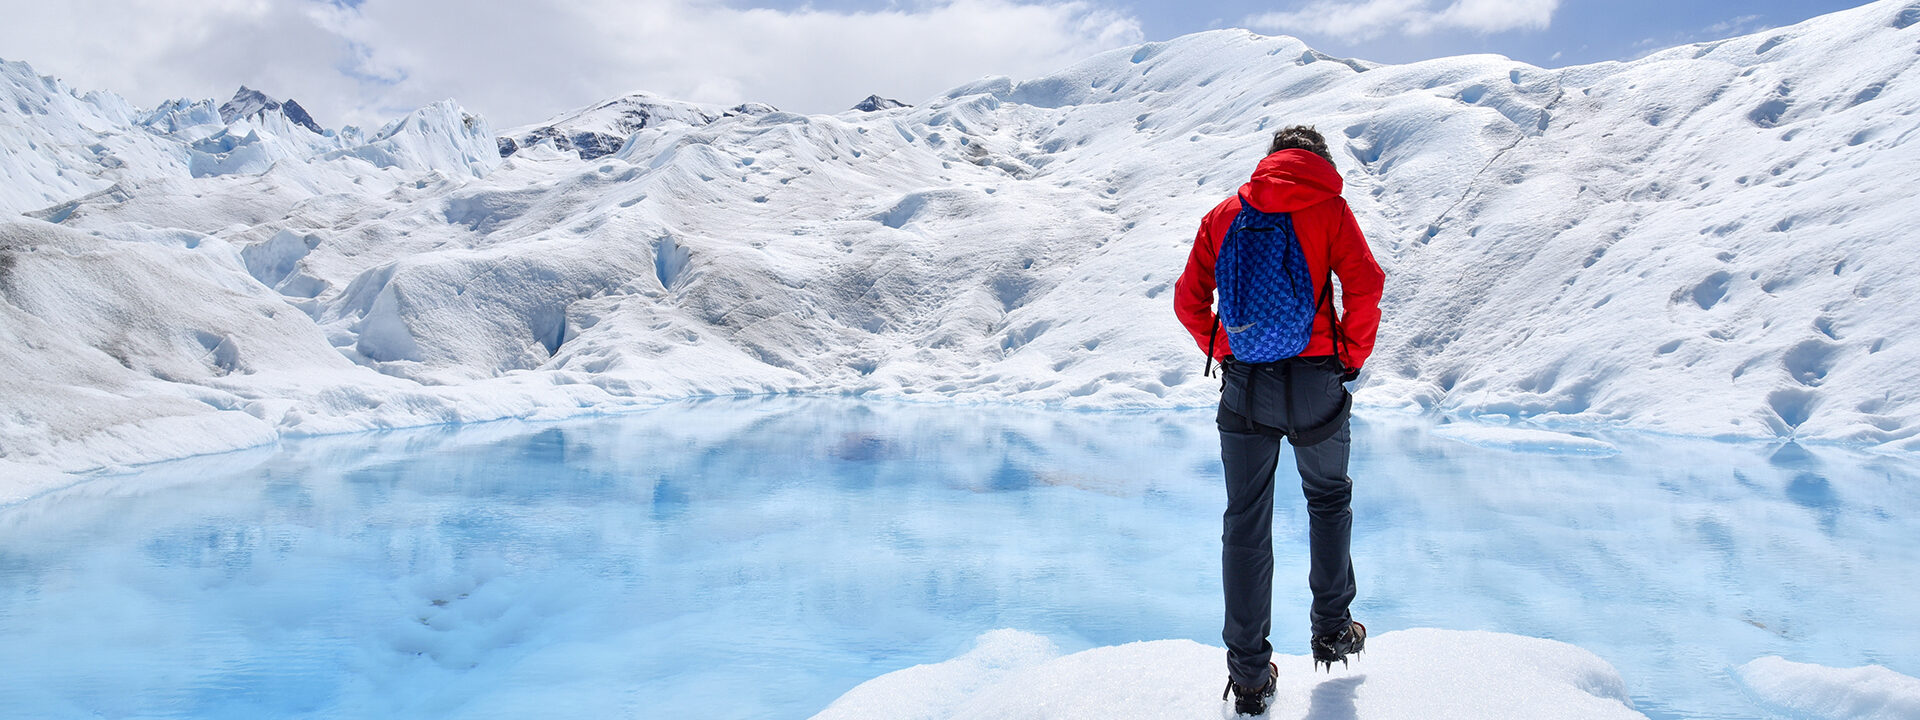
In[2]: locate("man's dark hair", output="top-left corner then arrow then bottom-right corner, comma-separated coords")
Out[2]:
1268,125 -> 1334,167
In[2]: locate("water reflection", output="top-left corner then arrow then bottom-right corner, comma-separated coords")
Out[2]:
0,397 -> 1914,720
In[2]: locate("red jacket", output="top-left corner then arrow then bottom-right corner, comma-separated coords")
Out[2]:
1174,149 -> 1384,369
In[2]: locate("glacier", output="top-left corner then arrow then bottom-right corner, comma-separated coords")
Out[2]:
3,0 -> 1920,493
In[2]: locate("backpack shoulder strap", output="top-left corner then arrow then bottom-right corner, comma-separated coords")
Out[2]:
1318,259 -> 1350,373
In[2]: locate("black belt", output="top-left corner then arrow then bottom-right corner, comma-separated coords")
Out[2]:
1224,356 -> 1351,447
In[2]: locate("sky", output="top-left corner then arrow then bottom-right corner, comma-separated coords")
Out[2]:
0,0 -> 1876,130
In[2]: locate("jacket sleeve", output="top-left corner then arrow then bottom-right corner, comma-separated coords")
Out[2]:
1173,205 -> 1228,361
1329,201 -> 1385,370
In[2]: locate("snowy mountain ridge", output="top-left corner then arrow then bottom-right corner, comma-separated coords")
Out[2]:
4,1 -> 1920,490
0,57 -> 497,215
496,93 -> 776,160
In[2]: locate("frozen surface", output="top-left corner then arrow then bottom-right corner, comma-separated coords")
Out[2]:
816,628 -> 1646,720
7,1 -> 1920,485
1431,422 -> 1619,455
1735,655 -> 1920,720
1,398 -> 1915,719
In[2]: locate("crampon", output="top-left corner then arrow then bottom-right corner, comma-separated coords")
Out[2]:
1222,661 -> 1278,716
1311,621 -> 1366,672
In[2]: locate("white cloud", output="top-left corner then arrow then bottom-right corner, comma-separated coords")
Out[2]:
1432,0 -> 1557,33
1703,14 -> 1769,38
1626,13 -> 1775,61
0,0 -> 1141,129
0,1 -> 359,118
1245,0 -> 1560,42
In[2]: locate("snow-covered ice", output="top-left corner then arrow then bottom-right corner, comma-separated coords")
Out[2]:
815,628 -> 1646,720
1736,655 -> 1920,720
6,1 -> 1920,485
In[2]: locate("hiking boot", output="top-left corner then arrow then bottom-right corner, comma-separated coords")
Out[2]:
1311,621 -> 1366,672
1221,661 -> 1277,716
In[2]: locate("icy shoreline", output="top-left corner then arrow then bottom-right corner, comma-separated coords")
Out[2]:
2,381 -> 1909,508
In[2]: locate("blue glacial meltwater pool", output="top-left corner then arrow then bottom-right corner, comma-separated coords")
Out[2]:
1,397 -> 1915,719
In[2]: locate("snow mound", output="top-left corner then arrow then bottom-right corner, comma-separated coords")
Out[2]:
1736,656 -> 1920,720
327,100 -> 499,177
813,628 -> 1646,720
1432,424 -> 1619,455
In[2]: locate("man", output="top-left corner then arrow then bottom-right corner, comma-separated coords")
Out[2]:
1173,125 -> 1385,717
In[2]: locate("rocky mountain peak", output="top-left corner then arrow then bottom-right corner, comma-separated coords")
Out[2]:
218,85 -> 324,134
852,95 -> 909,112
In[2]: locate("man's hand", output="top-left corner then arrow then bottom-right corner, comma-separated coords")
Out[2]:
1341,367 -> 1360,383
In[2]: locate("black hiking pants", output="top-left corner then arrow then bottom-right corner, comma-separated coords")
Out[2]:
1216,355 -> 1356,688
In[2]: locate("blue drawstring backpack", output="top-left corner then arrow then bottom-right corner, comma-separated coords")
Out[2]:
1211,207 -> 1321,365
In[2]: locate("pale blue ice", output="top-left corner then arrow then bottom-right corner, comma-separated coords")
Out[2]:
0,397 -> 1915,719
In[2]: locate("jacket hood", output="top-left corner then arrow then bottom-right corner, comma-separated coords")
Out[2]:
1238,149 -> 1343,213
